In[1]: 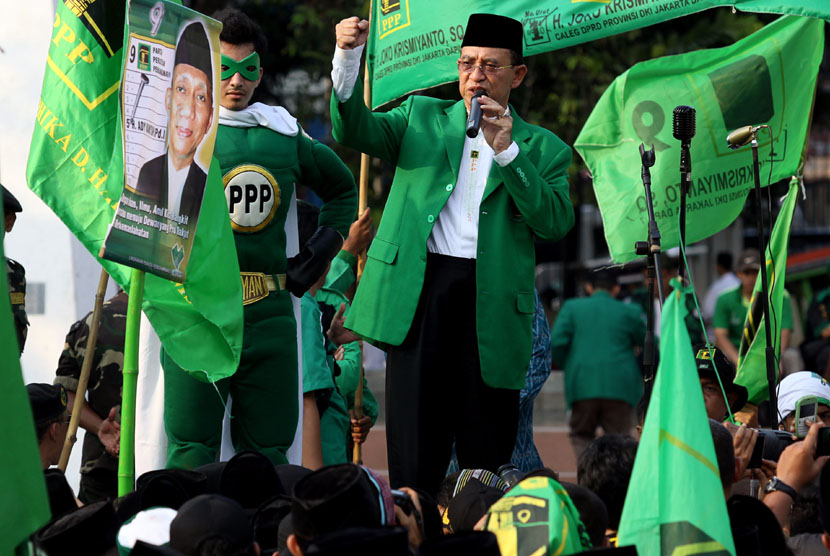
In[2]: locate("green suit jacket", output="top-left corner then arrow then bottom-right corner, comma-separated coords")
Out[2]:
331,81 -> 574,389
551,291 -> 646,408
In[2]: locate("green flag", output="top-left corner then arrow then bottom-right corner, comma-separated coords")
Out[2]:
575,16 -> 824,262
366,2 -> 830,109
1,236 -> 50,552
27,0 -> 243,380
574,15 -> 822,263
735,178 -> 799,404
617,279 -> 736,555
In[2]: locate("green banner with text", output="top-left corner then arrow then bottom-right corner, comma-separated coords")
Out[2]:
574,15 -> 822,262
367,0 -> 830,109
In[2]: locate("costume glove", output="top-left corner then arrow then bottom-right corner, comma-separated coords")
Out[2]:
285,226 -> 343,297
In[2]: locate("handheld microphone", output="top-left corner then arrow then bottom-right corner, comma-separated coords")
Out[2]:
726,125 -> 762,150
466,91 -> 485,138
672,105 -> 696,143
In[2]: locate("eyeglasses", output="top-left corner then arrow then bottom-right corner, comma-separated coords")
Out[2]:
457,60 -> 513,75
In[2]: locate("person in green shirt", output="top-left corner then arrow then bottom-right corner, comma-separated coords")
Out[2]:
713,250 -> 793,366
551,268 -> 646,458
299,202 -> 377,467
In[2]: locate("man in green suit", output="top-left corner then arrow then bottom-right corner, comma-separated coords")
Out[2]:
551,269 -> 646,458
330,13 -> 574,493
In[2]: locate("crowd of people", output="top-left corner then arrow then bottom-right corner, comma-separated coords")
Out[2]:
7,5 -> 830,556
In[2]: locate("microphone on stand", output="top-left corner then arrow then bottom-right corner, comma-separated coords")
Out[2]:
672,105 -> 695,281
466,90 -> 485,138
673,105 -> 696,144
726,125 -> 764,150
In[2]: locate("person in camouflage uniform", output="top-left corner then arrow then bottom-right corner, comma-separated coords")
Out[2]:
3,184 -> 28,354
54,289 -> 126,503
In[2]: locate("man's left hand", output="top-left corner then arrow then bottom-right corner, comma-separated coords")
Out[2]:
478,95 -> 512,154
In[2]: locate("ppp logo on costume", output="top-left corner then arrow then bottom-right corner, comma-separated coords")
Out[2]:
378,0 -> 411,39
223,164 -> 280,233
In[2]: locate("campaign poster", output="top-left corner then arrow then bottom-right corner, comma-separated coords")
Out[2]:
102,0 -> 221,281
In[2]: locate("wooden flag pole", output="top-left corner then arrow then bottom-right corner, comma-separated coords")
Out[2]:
58,268 -> 110,471
353,0 -> 372,465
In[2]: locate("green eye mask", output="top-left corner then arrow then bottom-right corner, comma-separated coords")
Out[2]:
221,52 -> 260,81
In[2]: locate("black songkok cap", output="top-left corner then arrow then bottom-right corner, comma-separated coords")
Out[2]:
305,526 -> 410,555
175,22 -> 213,79
291,464 -> 382,540
417,530 -> 501,556
131,540 -> 185,556
220,450 -> 284,511
169,494 -> 253,555
27,383 -> 67,425
461,13 -> 524,57
35,501 -> 120,556
2,184 -> 22,213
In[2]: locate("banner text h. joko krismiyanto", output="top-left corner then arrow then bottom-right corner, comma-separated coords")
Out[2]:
366,0 -> 830,110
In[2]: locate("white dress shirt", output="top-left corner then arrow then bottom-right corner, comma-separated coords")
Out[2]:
331,46 -> 520,259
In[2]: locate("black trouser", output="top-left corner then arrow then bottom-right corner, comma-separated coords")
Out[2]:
386,253 -> 520,495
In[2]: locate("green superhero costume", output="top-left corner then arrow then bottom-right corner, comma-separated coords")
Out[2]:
163,111 -> 356,469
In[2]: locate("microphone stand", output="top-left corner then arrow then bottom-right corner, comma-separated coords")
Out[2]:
673,106 -> 695,281
749,135 -> 777,427
635,144 -> 664,389
678,139 -> 691,280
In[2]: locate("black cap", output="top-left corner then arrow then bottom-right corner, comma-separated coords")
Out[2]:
135,469 -> 207,504
693,344 -> 748,414
44,469 -> 78,522
116,468 -> 210,521
252,494 -> 292,553
417,530 -> 501,556
220,450 -> 284,511
194,461 -> 226,493
35,501 -> 120,556
727,494 -> 786,556
304,526 -> 410,555
291,464 -> 382,541
2,184 -> 22,213
461,14 -> 523,57
27,383 -> 68,425
175,22 -> 213,80
446,479 -> 504,533
275,463 -> 313,493
169,494 -> 253,555
131,540 -> 185,556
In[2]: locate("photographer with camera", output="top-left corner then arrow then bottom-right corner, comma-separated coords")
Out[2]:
764,421 -> 830,530
777,372 -> 830,434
